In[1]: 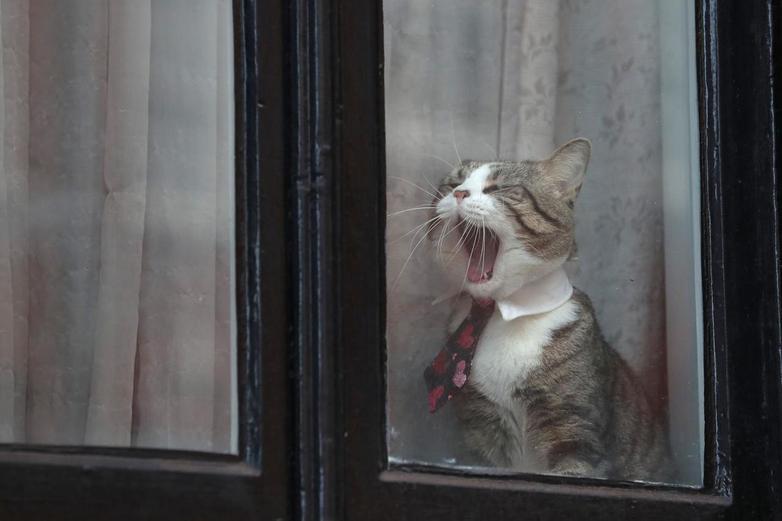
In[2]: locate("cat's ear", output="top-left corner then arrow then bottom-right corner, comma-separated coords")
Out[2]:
543,138 -> 591,201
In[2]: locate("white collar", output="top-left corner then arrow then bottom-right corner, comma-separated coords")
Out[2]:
431,268 -> 573,321
495,268 -> 573,321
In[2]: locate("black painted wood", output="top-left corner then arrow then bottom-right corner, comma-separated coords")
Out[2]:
289,0 -> 339,519
1,0 -> 780,519
329,0 -> 782,519
716,1 -> 782,519
698,0 -> 731,497
0,1 -> 290,519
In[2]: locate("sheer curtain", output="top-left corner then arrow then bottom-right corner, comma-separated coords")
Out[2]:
0,0 -> 236,453
386,0 -> 680,472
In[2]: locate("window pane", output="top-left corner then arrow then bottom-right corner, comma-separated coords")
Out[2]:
385,0 -> 702,485
0,0 -> 237,453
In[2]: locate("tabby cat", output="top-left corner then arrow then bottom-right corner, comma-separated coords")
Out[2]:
426,138 -> 673,481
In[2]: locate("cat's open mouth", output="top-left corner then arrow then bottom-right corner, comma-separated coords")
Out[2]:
459,221 -> 500,284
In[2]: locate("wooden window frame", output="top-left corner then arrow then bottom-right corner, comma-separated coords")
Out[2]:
300,0 -> 782,519
0,1 -> 290,519
1,0 -> 780,520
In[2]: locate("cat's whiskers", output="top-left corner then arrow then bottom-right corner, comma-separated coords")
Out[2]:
437,217 -> 463,257
480,217 -> 487,278
408,216 -> 442,252
391,219 -> 439,293
390,176 -> 440,200
420,152 -> 456,170
477,138 -> 499,161
387,214 -> 441,246
393,132 -> 457,170
423,174 -> 445,198
459,225 -> 478,295
445,220 -> 474,266
387,205 -> 436,218
449,113 -> 462,165
435,215 -> 453,261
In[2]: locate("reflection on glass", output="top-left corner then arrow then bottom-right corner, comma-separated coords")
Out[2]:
0,0 -> 237,453
385,0 -> 702,485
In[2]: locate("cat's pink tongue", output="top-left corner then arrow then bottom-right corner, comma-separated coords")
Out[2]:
467,263 -> 485,283
466,233 -> 499,283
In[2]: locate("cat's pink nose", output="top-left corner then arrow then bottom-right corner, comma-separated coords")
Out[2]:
453,189 -> 470,202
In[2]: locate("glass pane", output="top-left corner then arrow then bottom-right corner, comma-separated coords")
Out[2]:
385,0 -> 702,485
0,0 -> 237,453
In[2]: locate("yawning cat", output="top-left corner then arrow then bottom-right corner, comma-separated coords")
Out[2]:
425,138 -> 673,481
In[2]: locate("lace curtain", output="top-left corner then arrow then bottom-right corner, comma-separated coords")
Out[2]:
0,0 -> 236,453
386,0 -> 668,467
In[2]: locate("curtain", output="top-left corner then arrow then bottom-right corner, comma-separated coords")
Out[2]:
386,0 -> 666,467
0,0 -> 236,453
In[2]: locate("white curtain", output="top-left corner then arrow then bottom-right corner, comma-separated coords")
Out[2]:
386,0 -> 669,468
0,0 -> 236,453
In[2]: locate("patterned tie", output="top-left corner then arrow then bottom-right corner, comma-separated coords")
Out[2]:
424,298 -> 496,413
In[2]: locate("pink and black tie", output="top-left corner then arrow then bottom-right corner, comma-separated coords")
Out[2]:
424,298 -> 496,413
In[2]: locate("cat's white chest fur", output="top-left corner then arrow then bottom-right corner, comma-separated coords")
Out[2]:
470,299 -> 578,409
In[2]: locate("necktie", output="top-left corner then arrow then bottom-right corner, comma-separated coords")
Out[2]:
424,298 -> 496,413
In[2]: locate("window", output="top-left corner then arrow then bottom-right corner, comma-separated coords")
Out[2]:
1,0 -> 782,520
333,0 -> 782,519
384,0 -> 703,485
0,1 -> 288,518
0,0 -> 237,453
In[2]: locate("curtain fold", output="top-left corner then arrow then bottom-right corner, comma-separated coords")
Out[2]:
0,0 -> 14,442
27,0 -> 109,444
0,0 -> 236,453
0,0 -> 29,443
84,0 -> 151,447
133,0 -> 221,451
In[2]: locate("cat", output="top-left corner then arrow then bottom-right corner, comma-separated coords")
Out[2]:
426,138 -> 673,481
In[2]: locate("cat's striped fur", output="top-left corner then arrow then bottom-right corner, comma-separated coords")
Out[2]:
455,289 -> 672,480
430,139 -> 674,481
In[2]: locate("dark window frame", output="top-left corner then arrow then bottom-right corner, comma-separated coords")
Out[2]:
0,0 -> 779,520
0,1 -> 290,519
316,0 -> 782,519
